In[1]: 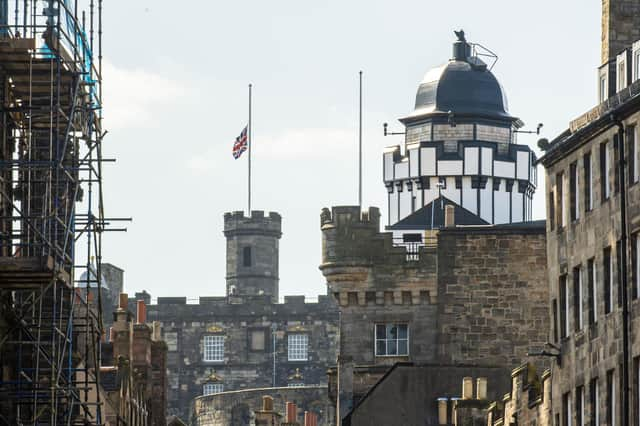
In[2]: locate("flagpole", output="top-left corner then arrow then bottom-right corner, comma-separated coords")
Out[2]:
248,83 -> 252,215
358,71 -> 363,211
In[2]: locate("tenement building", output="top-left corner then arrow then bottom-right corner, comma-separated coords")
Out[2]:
320,31 -> 550,426
538,1 -> 640,424
131,211 -> 339,423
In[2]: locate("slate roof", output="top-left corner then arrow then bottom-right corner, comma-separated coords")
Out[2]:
386,195 -> 489,230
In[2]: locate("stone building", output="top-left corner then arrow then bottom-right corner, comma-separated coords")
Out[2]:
130,211 -> 339,421
319,31 -> 551,425
538,1 -> 640,424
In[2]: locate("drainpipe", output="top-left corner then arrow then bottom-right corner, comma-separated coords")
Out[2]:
271,323 -> 277,387
614,114 -> 630,426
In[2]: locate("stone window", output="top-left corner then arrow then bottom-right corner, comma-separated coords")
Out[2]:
584,152 -> 592,212
250,329 -> 266,351
562,391 -> 571,426
552,299 -> 559,343
576,385 -> 584,426
616,240 -> 623,307
203,383 -> 223,396
243,246 -> 252,267
599,73 -> 607,103
287,334 -> 308,361
549,191 -> 555,231
630,126 -> 638,184
588,258 -> 597,325
573,266 -> 583,331
607,369 -> 616,426
556,172 -> 564,228
604,247 -> 613,314
601,141 -> 611,202
590,377 -> 600,425
203,335 -> 225,362
375,324 -> 409,356
569,161 -> 579,222
618,60 -> 627,91
634,234 -> 640,300
634,357 -> 640,426
559,275 -> 568,339
164,331 -> 178,352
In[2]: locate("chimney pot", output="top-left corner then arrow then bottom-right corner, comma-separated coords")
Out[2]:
118,293 -> 128,310
286,401 -> 297,423
136,300 -> 146,324
437,398 -> 448,425
152,321 -> 161,341
445,204 -> 455,227
477,377 -> 488,400
262,395 -> 274,412
462,376 -> 473,399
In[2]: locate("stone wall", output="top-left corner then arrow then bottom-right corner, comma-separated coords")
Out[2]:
436,227 -> 549,368
192,386 -> 332,426
601,0 -> 640,64
319,206 -> 549,423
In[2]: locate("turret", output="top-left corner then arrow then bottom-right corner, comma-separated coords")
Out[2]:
224,210 -> 282,302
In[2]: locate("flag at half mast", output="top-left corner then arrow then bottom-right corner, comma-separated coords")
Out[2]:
232,125 -> 248,159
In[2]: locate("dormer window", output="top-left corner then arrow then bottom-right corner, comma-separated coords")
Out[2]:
599,73 -> 608,103
618,59 -> 627,91
634,45 -> 640,82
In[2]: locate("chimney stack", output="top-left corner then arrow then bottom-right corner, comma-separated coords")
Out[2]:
262,395 -> 274,412
136,300 -> 146,324
444,205 -> 455,227
601,0 -> 640,65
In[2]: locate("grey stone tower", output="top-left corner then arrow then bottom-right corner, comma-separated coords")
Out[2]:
224,210 -> 282,302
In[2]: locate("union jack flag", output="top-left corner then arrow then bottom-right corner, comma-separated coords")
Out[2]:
232,126 -> 248,159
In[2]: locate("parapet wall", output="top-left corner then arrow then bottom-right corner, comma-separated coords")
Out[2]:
223,210 -> 282,237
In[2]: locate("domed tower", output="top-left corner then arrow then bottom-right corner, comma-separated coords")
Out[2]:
224,210 -> 282,302
384,31 -> 537,232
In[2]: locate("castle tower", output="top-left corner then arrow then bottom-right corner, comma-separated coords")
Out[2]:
224,210 -> 282,302
383,32 -> 537,233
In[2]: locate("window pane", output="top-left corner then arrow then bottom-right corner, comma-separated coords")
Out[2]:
388,324 -> 398,340
398,325 -> 408,339
387,340 -> 397,355
376,324 -> 386,339
376,340 -> 386,355
398,339 -> 408,355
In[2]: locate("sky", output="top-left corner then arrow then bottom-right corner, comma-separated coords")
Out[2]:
98,0 -> 602,300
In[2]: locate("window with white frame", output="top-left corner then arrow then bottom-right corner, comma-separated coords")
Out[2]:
632,126 -> 639,184
588,258 -> 598,325
203,383 -> 224,395
288,382 -> 305,388
600,74 -> 608,103
634,49 -> 640,82
375,324 -> 409,356
287,334 -> 308,361
203,335 -> 225,362
573,266 -> 583,331
618,60 -> 627,91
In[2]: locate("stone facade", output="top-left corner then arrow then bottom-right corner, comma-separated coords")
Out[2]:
126,211 -> 339,422
319,206 -> 549,423
601,0 -> 640,64
192,386 -> 331,426
139,294 -> 338,420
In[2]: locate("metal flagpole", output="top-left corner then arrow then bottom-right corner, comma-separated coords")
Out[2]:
248,83 -> 252,215
358,71 -> 363,211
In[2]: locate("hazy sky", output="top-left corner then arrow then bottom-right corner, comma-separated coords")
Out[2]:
99,1 -> 601,300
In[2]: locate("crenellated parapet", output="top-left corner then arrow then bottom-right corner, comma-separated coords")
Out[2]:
223,210 -> 282,238
319,206 -> 438,307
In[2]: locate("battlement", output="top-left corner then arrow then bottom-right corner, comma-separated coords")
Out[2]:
320,206 -> 436,268
320,206 -> 380,230
223,210 -> 282,237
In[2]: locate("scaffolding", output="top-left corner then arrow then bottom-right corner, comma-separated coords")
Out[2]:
0,0 -> 107,424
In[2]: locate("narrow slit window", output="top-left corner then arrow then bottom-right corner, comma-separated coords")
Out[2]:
584,152 -> 592,211
243,246 -> 252,267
